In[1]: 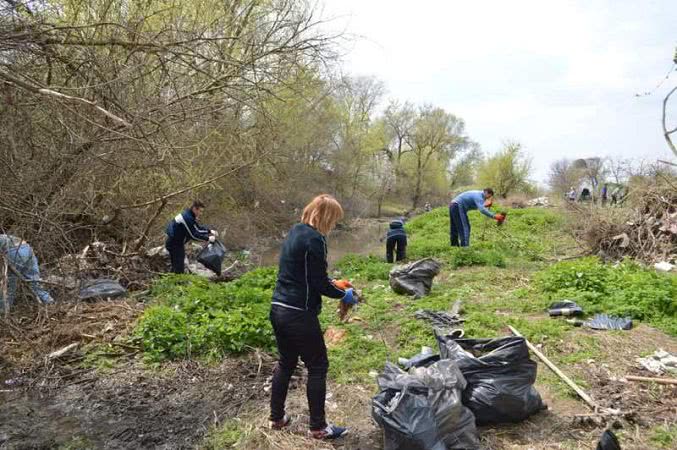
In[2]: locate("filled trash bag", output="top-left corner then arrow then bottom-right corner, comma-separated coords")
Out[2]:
197,240 -> 226,275
436,335 -> 545,425
389,258 -> 441,298
584,314 -> 632,331
372,361 -> 480,450
79,279 -> 127,300
548,300 -> 583,317
596,430 -> 621,450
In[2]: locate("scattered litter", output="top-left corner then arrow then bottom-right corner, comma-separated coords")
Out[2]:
397,346 -> 440,370
526,197 -> 550,207
584,314 -> 633,331
596,429 -> 621,450
636,350 -> 677,374
197,240 -> 226,275
372,360 -> 480,450
368,370 -> 379,378
323,327 -> 347,346
548,300 -> 583,317
79,279 -> 127,300
654,261 -> 674,272
389,258 -> 441,298
436,334 -> 545,425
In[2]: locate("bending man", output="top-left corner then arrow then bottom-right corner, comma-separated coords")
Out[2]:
164,200 -> 218,274
449,188 -> 504,247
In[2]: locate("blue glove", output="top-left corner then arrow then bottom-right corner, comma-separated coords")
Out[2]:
341,288 -> 357,305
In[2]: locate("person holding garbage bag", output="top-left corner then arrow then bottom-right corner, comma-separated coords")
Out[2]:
268,194 -> 355,440
449,188 -> 504,247
164,200 -> 218,274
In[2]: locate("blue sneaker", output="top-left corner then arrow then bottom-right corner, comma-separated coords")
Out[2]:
310,424 -> 348,440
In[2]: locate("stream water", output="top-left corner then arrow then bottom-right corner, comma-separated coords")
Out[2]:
258,217 -> 395,267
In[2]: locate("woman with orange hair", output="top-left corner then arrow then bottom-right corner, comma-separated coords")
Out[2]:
268,194 -> 355,440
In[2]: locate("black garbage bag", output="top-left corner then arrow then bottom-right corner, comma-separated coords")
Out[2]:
79,279 -> 127,300
584,314 -> 632,331
548,300 -> 584,317
197,240 -> 226,275
436,335 -> 545,425
596,430 -> 621,450
372,361 -> 480,450
389,258 -> 441,298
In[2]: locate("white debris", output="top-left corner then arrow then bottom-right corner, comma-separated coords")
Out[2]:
654,261 -> 674,272
637,350 -> 677,374
47,343 -> 78,359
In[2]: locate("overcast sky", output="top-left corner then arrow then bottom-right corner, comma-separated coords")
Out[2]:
321,0 -> 676,183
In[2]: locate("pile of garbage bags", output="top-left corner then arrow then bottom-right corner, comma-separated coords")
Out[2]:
373,334 -> 545,449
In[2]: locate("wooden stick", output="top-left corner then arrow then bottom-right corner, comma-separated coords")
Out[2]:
508,325 -> 598,411
625,375 -> 677,385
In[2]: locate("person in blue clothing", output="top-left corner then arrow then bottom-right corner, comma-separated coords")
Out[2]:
385,219 -> 407,263
268,194 -> 354,440
449,188 -> 505,247
0,234 -> 53,311
164,200 -> 218,273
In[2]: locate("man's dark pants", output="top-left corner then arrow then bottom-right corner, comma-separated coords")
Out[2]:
269,306 -> 329,431
165,238 -> 185,274
449,202 -> 471,247
386,235 -> 407,262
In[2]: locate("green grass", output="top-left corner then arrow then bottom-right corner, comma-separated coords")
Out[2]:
202,419 -> 252,449
650,424 -> 677,448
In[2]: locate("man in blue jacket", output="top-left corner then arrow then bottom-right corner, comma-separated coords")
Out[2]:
385,219 -> 407,263
449,188 -> 505,247
164,200 -> 218,273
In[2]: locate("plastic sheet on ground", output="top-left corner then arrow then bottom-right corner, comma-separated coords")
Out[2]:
436,335 -> 545,425
79,279 -> 127,300
389,258 -> 441,298
372,361 -> 480,450
197,240 -> 226,275
584,314 -> 633,331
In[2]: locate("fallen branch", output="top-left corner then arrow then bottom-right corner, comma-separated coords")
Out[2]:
508,325 -> 598,411
625,375 -> 677,385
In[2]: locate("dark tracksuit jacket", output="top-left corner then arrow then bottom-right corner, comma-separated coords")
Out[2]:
269,223 -> 347,430
164,208 -> 210,273
386,220 -> 407,263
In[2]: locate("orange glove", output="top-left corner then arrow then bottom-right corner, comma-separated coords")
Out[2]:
333,279 -> 353,290
495,213 -> 506,222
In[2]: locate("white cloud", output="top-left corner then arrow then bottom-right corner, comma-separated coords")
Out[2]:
321,0 -> 677,181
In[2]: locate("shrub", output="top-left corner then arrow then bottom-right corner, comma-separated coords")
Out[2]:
135,268 -> 277,361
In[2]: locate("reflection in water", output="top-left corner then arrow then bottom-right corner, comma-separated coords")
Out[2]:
259,219 -> 392,268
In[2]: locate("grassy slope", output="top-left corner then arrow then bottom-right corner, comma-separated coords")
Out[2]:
201,206 -> 676,449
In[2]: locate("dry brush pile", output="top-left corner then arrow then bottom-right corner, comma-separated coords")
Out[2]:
570,183 -> 677,264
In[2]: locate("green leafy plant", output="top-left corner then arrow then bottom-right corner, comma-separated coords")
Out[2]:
135,268 -> 277,362
333,254 -> 392,281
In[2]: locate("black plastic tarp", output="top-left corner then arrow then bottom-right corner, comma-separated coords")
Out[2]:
372,361 -> 480,450
79,279 -> 127,300
436,335 -> 545,425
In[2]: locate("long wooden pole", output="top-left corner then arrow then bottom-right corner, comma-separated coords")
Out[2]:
625,375 -> 677,385
508,325 -> 598,411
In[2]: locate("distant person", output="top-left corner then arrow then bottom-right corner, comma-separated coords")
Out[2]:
567,187 -> 576,202
0,234 -> 53,311
601,184 -> 608,206
164,200 -> 218,274
449,188 -> 505,247
269,194 -> 354,440
385,219 -> 407,263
